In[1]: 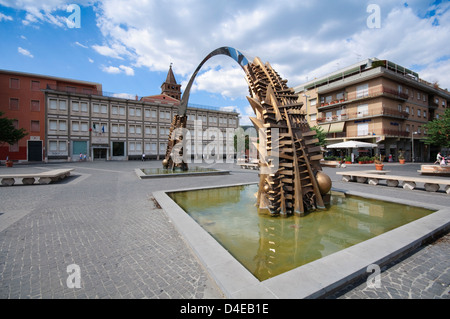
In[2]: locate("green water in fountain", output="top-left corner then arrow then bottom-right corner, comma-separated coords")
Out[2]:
169,184 -> 434,281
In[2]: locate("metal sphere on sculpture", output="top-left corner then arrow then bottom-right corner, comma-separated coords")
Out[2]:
316,171 -> 332,195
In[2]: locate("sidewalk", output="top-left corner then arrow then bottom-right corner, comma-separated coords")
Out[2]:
324,162 -> 449,298
0,160 -> 448,299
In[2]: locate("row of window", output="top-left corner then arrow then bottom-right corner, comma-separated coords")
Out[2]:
46,141 -> 236,155
9,98 -> 41,111
9,78 -> 41,90
48,98 -> 236,124
10,118 -> 237,135
48,120 -> 236,138
9,119 -> 41,132
9,78 -> 95,94
7,97 -> 237,125
313,102 -> 442,122
318,83 -> 448,106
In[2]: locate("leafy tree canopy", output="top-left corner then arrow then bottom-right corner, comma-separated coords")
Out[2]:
0,112 -> 28,146
312,126 -> 327,147
424,108 -> 450,148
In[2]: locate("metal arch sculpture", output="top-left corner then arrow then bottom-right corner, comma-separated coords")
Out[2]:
163,46 -> 331,216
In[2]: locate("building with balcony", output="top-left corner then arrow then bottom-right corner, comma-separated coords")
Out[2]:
295,58 -> 450,162
1,67 -> 239,163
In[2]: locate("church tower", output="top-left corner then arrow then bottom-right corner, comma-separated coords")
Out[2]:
161,64 -> 181,100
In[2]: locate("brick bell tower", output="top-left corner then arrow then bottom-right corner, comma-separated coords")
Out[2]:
160,63 -> 181,100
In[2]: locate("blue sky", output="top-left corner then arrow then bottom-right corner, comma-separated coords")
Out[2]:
1,0 -> 449,125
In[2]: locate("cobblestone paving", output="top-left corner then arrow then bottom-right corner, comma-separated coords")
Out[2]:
328,234 -> 450,299
0,161 -> 448,299
0,162 -> 232,299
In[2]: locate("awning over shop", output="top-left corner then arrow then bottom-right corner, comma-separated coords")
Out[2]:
326,140 -> 378,149
328,122 -> 345,133
318,123 -> 330,133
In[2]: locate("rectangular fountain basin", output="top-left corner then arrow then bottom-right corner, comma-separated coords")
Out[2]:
154,183 -> 450,298
135,167 -> 229,179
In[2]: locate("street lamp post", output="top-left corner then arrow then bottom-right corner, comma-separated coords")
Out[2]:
411,131 -> 418,162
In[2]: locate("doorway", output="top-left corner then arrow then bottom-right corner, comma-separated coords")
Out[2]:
93,148 -> 107,160
28,140 -> 42,161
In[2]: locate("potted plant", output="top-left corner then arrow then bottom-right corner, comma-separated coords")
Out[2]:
374,155 -> 385,170
398,150 -> 406,164
344,156 -> 352,164
5,156 -> 13,167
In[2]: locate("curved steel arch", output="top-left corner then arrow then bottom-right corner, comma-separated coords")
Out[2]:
178,46 -> 251,115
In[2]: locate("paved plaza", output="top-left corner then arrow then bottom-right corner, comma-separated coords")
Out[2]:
0,160 -> 448,299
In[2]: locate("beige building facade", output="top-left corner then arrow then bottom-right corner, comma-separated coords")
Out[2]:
43,66 -> 239,162
295,59 -> 450,162
44,89 -> 239,162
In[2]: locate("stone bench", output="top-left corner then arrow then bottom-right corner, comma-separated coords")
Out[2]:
238,163 -> 259,170
336,170 -> 450,194
0,169 -> 74,186
418,165 -> 450,176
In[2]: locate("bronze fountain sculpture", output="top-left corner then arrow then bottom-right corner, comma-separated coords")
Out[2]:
162,47 -> 331,216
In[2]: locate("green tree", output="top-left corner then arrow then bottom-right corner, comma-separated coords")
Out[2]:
0,112 -> 28,146
424,109 -> 450,148
311,126 -> 327,147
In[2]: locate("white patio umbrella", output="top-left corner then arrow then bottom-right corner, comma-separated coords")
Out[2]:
326,140 -> 378,149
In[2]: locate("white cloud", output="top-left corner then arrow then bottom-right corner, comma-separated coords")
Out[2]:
220,106 -> 238,112
0,0 -> 91,27
188,63 -> 248,100
18,46 -> 33,58
4,1 -> 450,101
92,43 -> 132,60
88,57 -> 94,63
239,105 -> 256,126
0,12 -> 13,21
419,59 -> 450,91
101,65 -> 121,74
101,64 -> 135,76
119,65 -> 134,76
112,92 -> 136,99
75,41 -> 88,49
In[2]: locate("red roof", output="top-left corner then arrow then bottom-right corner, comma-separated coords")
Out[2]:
140,94 -> 180,105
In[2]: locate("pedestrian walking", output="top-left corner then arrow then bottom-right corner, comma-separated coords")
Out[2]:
435,152 -> 442,164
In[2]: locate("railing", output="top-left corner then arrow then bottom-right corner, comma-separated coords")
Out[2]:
319,86 -> 409,108
428,101 -> 439,109
45,84 -> 103,96
316,106 -> 409,123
